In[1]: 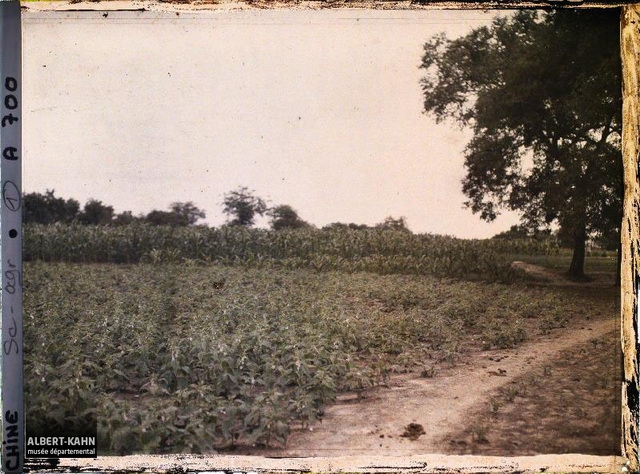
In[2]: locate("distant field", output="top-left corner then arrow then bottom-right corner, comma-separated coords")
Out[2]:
24,224 -> 561,281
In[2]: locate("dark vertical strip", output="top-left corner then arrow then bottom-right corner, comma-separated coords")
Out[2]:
0,2 -> 22,473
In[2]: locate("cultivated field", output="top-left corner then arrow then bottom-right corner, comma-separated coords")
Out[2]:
22,225 -> 620,455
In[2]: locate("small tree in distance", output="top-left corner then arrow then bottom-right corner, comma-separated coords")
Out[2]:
113,211 -> 142,226
268,205 -> 310,231
222,187 -> 268,227
169,202 -> 206,226
79,199 -> 114,225
145,202 -> 206,227
376,216 -> 411,233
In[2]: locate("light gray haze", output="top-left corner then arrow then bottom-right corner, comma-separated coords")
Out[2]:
22,9 -> 521,238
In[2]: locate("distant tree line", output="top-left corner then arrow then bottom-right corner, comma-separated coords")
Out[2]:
321,216 -> 411,233
23,190 -> 207,227
22,187 -> 412,233
26,188 -> 611,248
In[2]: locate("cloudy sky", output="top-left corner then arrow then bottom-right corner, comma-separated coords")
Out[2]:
22,8 -> 522,238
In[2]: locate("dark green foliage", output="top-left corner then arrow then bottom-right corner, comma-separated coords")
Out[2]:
79,199 -> 114,225
222,187 -> 267,227
23,192 -> 207,229
168,202 -> 206,226
23,189 -> 80,224
421,10 -> 622,278
492,225 -> 552,241
145,210 -> 189,227
268,205 -> 310,231
322,222 -> 371,231
113,211 -> 142,226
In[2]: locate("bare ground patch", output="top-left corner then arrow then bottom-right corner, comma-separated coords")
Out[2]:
511,260 -> 617,287
442,328 -> 621,456
241,313 -> 618,457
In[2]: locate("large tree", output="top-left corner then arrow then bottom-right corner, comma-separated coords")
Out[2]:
420,10 -> 622,279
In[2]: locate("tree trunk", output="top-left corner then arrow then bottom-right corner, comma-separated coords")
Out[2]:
567,220 -> 587,280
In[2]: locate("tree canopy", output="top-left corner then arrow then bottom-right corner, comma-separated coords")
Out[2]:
23,190 -> 80,225
146,202 -> 206,227
169,202 -> 206,226
222,187 -> 268,227
22,191 -> 208,228
420,10 -> 622,278
268,204 -> 310,231
375,216 -> 411,233
79,199 -> 115,225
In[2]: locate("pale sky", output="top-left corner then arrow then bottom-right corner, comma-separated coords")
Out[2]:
22,8 -> 521,238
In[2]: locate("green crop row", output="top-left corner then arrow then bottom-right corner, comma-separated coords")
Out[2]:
23,224 -> 558,282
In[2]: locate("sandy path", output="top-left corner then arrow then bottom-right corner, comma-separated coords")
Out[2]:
256,316 -> 616,457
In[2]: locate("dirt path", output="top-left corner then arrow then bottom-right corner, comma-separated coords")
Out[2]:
252,316 -> 616,457
511,260 -> 616,287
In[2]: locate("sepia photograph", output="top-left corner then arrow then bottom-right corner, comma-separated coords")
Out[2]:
17,3 -> 625,469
